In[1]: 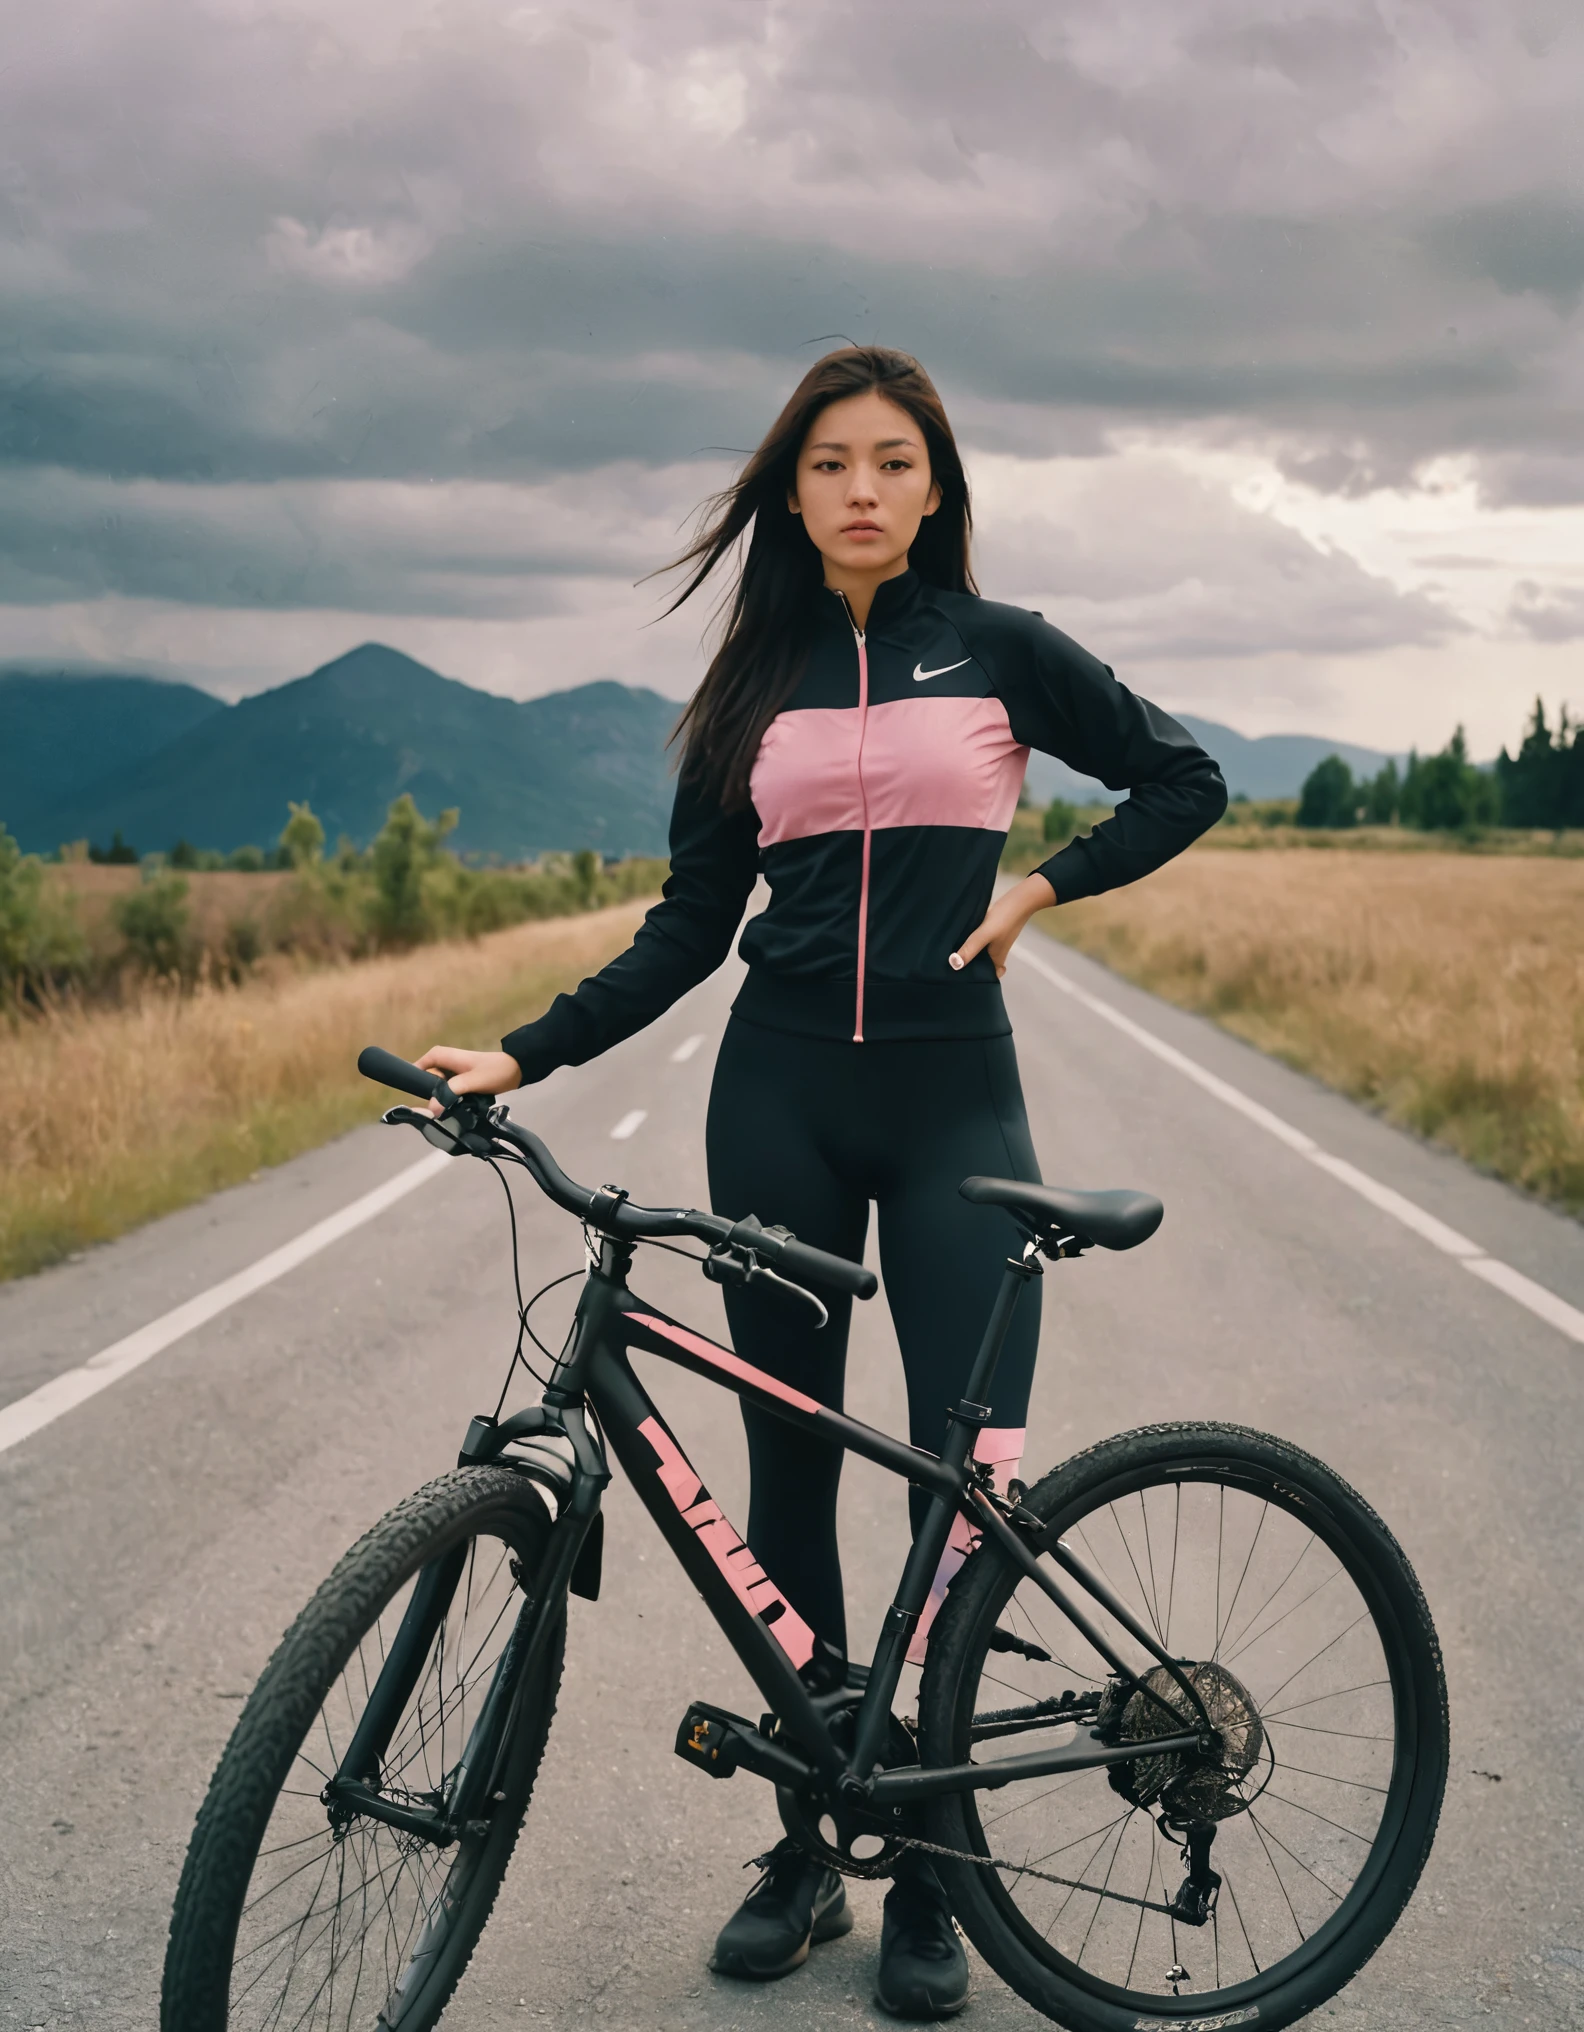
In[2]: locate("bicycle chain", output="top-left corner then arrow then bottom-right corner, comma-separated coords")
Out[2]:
883,1830 -> 1182,1919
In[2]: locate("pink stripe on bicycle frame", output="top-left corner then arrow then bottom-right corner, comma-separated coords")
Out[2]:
638,1416 -> 817,1669
628,1313 -> 822,1416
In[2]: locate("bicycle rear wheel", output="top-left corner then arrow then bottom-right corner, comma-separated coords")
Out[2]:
918,1422 -> 1447,2032
162,1465 -> 565,2032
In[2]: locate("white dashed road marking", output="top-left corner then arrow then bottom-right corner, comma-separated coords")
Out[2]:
8,949 -> 1578,1465
0,1152 -> 453,1459
1012,941 -> 1584,1347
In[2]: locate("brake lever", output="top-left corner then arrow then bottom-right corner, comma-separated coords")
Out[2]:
703,1244 -> 830,1329
747,1261 -> 829,1328
381,1103 -> 494,1157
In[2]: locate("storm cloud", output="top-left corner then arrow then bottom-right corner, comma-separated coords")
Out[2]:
3,0 -> 1582,748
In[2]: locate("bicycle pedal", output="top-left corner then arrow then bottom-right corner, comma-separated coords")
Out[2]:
675,1702 -> 747,1779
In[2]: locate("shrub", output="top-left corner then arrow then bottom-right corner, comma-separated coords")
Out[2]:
89,830 -> 138,865
369,794 -> 458,947
1042,797 -> 1080,844
227,845 -> 266,872
113,873 -> 198,983
0,823 -> 86,1002
1297,755 -> 1356,829
278,801 -> 325,870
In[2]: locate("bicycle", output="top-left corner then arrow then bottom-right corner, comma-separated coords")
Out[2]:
161,1044 -> 1448,2032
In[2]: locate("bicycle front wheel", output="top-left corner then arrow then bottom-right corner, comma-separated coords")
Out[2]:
162,1464 -> 565,2032
918,1422 -> 1447,2032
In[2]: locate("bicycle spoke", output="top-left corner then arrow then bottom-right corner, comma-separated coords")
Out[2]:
1263,1678 -> 1390,1720
1248,1810 -> 1351,1905
1245,1806 -> 1309,1949
1214,1501 -> 1267,1661
1259,1789 -> 1375,1844
1220,1858 -> 1261,1975
1269,1756 -> 1389,1796
1164,1481 -> 1181,1654
1224,1564 -> 1345,1669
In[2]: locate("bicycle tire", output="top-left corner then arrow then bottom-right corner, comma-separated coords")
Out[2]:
917,1422 -> 1447,2032
161,1464 -> 566,2032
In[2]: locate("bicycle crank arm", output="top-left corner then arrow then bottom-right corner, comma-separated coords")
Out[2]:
866,1727 -> 1206,1804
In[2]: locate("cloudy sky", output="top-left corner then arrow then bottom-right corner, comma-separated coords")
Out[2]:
4,0 -> 1583,754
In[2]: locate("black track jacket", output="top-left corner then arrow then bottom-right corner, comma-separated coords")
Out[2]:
502,572 -> 1226,1080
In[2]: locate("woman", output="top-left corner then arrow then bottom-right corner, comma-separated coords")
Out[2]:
419,347 -> 1226,2020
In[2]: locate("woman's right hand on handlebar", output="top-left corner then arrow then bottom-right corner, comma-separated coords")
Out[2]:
415,1045 -> 524,1115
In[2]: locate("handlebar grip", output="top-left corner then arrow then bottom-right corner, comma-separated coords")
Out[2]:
358,1045 -> 444,1102
774,1237 -> 878,1302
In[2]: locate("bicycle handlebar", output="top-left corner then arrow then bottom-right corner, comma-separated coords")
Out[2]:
358,1045 -> 878,1304
356,1045 -> 447,1103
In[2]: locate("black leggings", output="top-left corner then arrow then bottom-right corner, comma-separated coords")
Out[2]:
704,1016 -> 1043,1655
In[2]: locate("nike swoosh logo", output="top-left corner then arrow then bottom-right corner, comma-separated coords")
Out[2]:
912,658 -> 971,683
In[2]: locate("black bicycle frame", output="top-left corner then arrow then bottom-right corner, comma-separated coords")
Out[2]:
329,1231 -> 1209,1842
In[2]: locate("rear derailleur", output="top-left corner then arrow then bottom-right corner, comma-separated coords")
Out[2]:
1165,1818 -> 1221,1928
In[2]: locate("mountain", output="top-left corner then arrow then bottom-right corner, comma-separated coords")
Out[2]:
1022,715 -> 1397,806
6,646 -> 1408,858
6,645 -> 680,860
0,670 -> 224,832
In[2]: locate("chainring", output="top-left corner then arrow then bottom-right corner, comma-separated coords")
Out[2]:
775,1709 -> 922,1879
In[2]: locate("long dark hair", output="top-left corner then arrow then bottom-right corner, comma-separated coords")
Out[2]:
664,346 -> 976,809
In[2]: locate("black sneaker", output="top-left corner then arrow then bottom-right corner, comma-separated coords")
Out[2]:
710,1837 -> 852,1980
875,1863 -> 969,2019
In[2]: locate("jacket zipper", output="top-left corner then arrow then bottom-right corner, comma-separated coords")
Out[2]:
843,598 -> 872,1043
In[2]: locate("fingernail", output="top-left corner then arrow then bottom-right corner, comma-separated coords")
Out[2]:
948,953 -> 964,971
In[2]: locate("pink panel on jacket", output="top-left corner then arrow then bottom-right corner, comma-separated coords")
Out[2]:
751,708 -> 865,844
751,696 -> 1027,846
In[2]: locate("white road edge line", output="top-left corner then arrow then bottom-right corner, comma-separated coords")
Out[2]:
0,1151 -> 453,1460
670,1033 -> 705,1064
610,1109 -> 647,1141
1012,941 -> 1584,1348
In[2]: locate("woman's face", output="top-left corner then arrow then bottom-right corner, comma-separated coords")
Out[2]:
788,389 -> 942,580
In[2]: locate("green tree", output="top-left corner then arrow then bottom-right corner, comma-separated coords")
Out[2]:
1400,728 -> 1499,832
169,838 -> 200,870
1361,759 -> 1400,825
1042,796 -> 1080,845
112,872 -> 197,982
368,794 -> 458,947
279,800 -> 326,870
1495,699 -> 1577,828
0,823 -> 85,1000
1296,755 -> 1356,828
89,829 -> 138,865
227,844 -> 266,872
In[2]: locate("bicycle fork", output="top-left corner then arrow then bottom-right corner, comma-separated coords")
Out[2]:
325,1423 -> 605,1845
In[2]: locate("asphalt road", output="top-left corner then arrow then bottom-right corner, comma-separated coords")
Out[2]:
3,924 -> 1582,2031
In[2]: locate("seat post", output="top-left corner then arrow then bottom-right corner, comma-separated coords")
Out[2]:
939,1245 -> 1042,1478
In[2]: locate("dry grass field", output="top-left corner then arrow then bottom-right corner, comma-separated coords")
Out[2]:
0,900 -> 650,1282
1044,851 -> 1584,1214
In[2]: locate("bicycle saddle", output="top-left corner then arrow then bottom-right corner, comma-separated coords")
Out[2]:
959,1176 -> 1164,1252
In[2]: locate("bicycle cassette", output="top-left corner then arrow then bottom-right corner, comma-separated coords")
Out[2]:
1107,1661 -> 1265,1820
